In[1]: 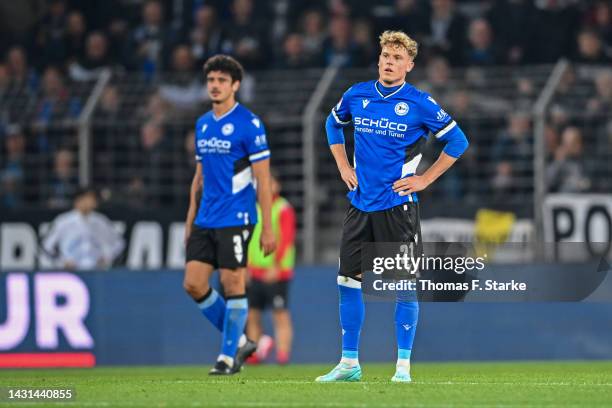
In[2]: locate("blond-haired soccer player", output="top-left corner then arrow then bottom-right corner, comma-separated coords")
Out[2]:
317,31 -> 469,382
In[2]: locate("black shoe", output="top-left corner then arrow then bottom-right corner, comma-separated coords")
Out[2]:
209,360 -> 234,375
232,339 -> 257,373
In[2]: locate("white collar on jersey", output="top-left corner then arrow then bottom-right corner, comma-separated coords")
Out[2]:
374,81 -> 406,99
213,102 -> 239,121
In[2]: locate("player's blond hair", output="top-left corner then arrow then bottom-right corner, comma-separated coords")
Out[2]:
379,30 -> 418,59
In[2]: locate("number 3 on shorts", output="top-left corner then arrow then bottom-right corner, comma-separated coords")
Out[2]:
233,235 -> 243,263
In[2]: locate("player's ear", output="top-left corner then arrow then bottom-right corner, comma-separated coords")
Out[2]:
232,80 -> 241,93
406,60 -> 415,73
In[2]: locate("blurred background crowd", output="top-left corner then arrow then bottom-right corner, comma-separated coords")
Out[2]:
0,0 -> 610,212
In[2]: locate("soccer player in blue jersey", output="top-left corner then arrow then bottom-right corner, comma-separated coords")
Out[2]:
317,31 -> 469,383
183,55 -> 276,375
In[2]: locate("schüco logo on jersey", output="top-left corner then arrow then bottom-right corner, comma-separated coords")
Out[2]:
198,137 -> 231,150
354,117 -> 408,131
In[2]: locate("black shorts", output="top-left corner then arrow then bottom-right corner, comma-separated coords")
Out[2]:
248,279 -> 290,310
186,225 -> 254,269
339,203 -> 422,279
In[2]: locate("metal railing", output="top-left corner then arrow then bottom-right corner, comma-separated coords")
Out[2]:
533,59 -> 569,248
301,63 -> 341,263
78,69 -> 112,187
2,63 -> 609,262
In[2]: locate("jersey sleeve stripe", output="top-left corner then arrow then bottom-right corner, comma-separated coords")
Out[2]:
434,120 -> 457,139
249,149 -> 270,162
332,109 -> 351,125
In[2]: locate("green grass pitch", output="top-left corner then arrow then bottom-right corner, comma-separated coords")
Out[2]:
1,361 -> 612,407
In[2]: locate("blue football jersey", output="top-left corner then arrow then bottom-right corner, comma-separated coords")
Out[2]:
331,80 -> 462,212
194,103 -> 270,228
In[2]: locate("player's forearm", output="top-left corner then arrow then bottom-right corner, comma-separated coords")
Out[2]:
185,195 -> 198,227
257,183 -> 273,232
253,160 -> 273,231
421,126 -> 468,185
421,152 -> 458,185
330,144 -> 352,171
185,170 -> 202,227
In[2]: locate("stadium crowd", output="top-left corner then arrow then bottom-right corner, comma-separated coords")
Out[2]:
0,0 -> 610,209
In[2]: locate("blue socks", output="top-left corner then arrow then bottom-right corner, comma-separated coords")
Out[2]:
395,292 -> 418,365
197,288 -> 226,332
220,296 -> 248,360
338,276 -> 365,365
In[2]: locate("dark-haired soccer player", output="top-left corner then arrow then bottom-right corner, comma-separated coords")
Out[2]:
183,55 -> 276,375
317,31 -> 469,382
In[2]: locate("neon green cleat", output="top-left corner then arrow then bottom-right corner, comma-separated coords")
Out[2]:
315,363 -> 362,382
391,366 -> 412,383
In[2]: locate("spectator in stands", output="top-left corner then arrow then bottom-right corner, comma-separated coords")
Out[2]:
352,19 -> 376,67
189,5 -> 223,68
276,33 -> 312,69
595,119 -> 612,192
514,77 -> 536,111
486,0 -> 535,65
138,121 -> 170,204
0,64 -> 9,116
491,161 -> 515,202
122,176 -> 146,208
139,92 -> 169,125
587,70 -> 612,117
422,0 -> 467,65
301,9 -> 326,65
47,148 -> 78,209
93,85 -> 123,187
106,17 -> 130,64
63,11 -> 87,63
159,45 -> 204,111
573,28 -> 611,64
221,0 -> 268,70
492,111 -> 532,165
549,67 -> 580,119
528,1 -> 580,63
547,126 -> 591,193
267,0 -> 291,49
34,66 -> 80,125
175,129 -> 197,188
322,16 -> 357,67
184,129 -> 196,169
418,56 -> 452,102
5,46 -> 37,114
464,19 -> 499,66
0,124 -> 26,208
30,0 -> 68,68
98,85 -> 121,119
470,107 -> 523,200
583,1 -> 611,52
42,187 -> 125,270
126,0 -> 175,73
379,0 -> 426,38
69,31 -> 113,81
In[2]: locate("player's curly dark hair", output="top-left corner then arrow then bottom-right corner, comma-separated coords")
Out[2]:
203,55 -> 244,83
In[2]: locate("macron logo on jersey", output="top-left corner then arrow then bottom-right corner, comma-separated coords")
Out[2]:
201,124 -> 208,133
362,99 -> 370,109
252,118 -> 261,128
